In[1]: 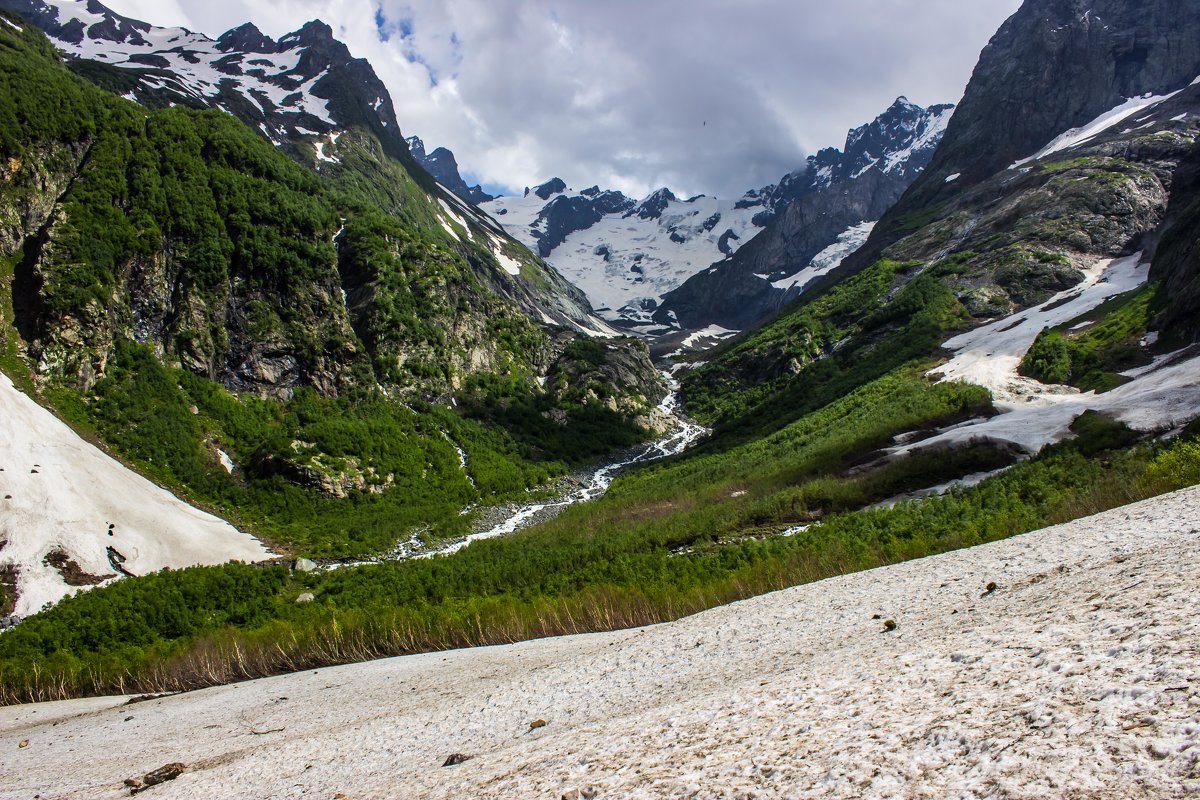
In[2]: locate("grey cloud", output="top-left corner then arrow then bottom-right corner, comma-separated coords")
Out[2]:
104,0 -> 1022,198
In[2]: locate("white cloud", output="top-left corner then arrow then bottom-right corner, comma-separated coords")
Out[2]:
100,0 -> 1022,198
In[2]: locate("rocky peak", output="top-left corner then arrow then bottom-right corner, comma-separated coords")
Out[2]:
405,135 -> 493,205
406,135 -> 428,162
216,22 -> 276,54
533,177 -> 567,200
627,188 -> 677,220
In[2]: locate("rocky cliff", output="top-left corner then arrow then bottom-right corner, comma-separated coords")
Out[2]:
405,136 -> 493,206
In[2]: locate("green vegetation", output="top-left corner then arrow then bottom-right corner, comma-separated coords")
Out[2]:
1019,283 -> 1164,391
684,259 -> 971,441
0,14 -> 657,560
3,369 -> 1194,703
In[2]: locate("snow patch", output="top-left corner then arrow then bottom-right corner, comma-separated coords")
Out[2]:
907,254 -> 1200,456
0,373 -> 270,617
1012,90 -> 1185,167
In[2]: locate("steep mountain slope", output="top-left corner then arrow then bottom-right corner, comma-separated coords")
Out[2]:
0,0 -> 609,344
0,2 -> 668,599
480,99 -> 952,333
684,0 -> 1200,463
405,136 -> 493,206
847,0 -> 1200,274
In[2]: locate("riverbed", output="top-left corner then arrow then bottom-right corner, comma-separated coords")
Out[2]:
346,375 -> 707,565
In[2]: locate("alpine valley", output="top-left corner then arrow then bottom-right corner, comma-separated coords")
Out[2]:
1,1 -> 1200,797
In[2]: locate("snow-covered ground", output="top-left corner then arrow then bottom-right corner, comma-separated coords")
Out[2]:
895,254 -> 1200,457
4,485 -> 1198,798
0,373 -> 270,617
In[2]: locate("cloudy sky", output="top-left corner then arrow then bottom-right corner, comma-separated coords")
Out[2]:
102,0 -> 1021,199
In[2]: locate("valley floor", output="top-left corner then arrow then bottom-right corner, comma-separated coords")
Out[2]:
4,487 -> 1199,799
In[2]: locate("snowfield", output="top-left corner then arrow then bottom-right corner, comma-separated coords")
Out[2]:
0,373 -> 271,617
4,486 -> 1198,799
894,253 -> 1200,458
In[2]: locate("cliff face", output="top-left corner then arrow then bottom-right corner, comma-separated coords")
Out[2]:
855,0 -> 1200,271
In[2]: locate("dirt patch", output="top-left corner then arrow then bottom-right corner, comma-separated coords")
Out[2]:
44,549 -> 113,586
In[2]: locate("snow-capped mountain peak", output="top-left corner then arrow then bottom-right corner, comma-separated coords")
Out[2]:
482,97 -> 955,334
0,0 -> 403,148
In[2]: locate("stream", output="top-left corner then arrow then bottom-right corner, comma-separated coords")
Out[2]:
341,373 -> 707,566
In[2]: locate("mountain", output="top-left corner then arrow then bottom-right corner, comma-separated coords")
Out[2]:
0,0 -> 670,613
481,98 -> 953,334
656,97 -> 954,331
683,0 -> 1200,461
405,136 -> 493,206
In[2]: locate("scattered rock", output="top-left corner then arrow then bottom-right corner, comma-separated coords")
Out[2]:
295,592 -> 315,603
123,778 -> 143,789
18,739 -> 28,748
529,719 -> 548,730
129,762 -> 185,794
441,753 -> 472,767
882,619 -> 898,632
293,558 -> 319,573
982,581 -> 998,597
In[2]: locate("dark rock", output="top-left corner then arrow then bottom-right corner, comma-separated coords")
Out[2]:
216,22 -> 278,54
533,178 -> 567,200
441,753 -> 472,767
882,619 -> 897,632
130,762 -> 186,794
625,188 -> 676,220
406,136 -> 494,205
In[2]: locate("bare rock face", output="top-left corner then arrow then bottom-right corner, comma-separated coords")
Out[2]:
860,0 -> 1200,268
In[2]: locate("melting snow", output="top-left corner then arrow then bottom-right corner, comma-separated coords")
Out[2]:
905,254 -> 1200,455
0,373 -> 270,617
6,486 -> 1199,798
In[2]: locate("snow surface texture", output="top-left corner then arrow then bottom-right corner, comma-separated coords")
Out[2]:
482,190 -> 763,326
899,254 -> 1200,457
0,373 -> 270,617
4,486 -> 1199,798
